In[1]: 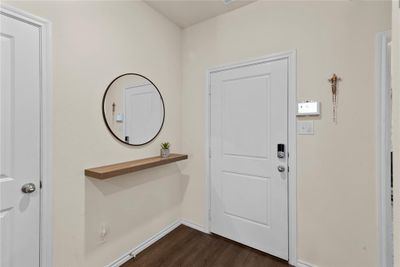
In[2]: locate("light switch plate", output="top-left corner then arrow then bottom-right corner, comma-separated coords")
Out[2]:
297,120 -> 314,135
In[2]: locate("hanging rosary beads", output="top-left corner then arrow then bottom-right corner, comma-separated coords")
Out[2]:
328,73 -> 341,123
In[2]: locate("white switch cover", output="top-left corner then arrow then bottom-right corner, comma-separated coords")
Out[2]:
297,120 -> 314,135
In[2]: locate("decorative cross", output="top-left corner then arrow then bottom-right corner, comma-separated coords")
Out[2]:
328,73 -> 341,123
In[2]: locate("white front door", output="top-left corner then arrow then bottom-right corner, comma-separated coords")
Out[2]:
124,84 -> 163,144
1,12 -> 41,267
210,59 -> 289,260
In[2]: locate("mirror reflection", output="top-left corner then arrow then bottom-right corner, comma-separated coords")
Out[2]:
102,73 -> 165,146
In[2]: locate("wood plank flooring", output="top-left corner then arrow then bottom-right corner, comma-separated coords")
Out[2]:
121,225 -> 291,267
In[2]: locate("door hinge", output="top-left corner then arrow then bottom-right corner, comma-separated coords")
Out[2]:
287,166 -> 290,173
40,181 -> 42,189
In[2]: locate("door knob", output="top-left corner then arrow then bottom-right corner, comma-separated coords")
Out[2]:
277,165 -> 285,172
21,183 -> 36,193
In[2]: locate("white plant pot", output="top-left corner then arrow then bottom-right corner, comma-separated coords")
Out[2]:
160,148 -> 170,158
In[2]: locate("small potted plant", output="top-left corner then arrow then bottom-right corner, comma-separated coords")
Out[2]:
160,142 -> 170,158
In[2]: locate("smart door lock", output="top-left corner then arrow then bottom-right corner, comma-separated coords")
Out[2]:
277,144 -> 285,158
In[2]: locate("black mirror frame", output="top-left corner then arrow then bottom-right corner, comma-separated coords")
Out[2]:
102,73 -> 165,146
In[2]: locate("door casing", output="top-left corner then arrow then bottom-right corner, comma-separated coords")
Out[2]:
205,50 -> 297,265
376,30 -> 393,267
0,5 -> 53,267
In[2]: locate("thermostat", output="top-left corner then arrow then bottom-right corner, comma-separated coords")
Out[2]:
115,113 -> 124,122
297,101 -> 320,116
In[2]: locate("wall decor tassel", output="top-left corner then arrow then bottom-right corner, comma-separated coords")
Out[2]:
328,73 -> 341,123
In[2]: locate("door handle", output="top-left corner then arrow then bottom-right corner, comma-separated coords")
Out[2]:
277,165 -> 286,172
21,183 -> 36,193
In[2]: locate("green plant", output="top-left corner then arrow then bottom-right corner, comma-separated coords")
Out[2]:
161,142 -> 170,149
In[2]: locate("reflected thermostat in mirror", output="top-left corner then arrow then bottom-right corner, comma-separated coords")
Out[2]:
102,73 -> 165,146
115,113 -> 124,122
297,101 -> 320,116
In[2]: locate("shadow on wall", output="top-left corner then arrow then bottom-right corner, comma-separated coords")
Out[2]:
84,164 -> 183,255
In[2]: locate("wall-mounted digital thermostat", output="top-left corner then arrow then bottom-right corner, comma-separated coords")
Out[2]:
297,101 -> 320,116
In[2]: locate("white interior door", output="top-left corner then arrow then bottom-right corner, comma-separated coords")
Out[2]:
124,84 -> 163,144
1,12 -> 41,267
210,59 -> 289,260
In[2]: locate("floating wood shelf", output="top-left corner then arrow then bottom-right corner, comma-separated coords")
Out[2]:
85,153 -> 188,179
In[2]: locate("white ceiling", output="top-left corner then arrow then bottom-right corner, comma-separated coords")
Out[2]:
144,0 -> 256,28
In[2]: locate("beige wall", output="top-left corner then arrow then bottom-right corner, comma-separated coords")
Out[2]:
3,1 -> 394,267
180,1 -> 391,267
392,2 -> 400,267
4,1 -> 182,267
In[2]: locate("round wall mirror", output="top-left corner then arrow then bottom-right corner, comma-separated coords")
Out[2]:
102,73 -> 165,146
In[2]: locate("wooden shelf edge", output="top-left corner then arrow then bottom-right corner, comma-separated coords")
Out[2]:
85,153 -> 188,179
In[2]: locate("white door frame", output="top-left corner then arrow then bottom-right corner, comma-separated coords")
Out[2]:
0,5 -> 53,267
376,31 -> 393,267
204,50 -> 297,265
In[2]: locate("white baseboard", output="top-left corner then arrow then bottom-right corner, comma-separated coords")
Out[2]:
297,260 -> 318,267
181,219 -> 209,234
105,220 -> 181,267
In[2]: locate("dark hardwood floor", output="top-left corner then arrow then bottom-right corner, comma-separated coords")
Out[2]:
121,225 -> 291,267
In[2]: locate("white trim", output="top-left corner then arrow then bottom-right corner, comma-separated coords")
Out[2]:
0,5 -> 53,267
181,219 -> 209,234
376,30 -> 393,267
287,50 -> 298,266
204,63 -> 211,232
204,50 -> 297,265
105,220 -> 181,267
297,260 -> 318,267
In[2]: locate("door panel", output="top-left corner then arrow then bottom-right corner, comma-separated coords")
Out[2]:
222,74 -> 270,158
1,13 -> 41,267
210,59 -> 288,260
222,172 -> 270,226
